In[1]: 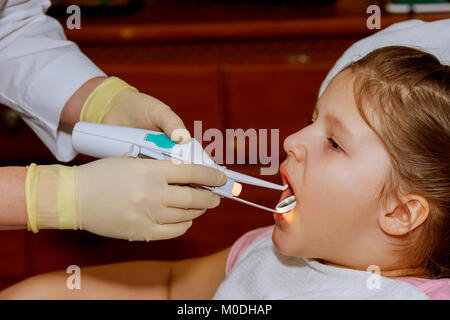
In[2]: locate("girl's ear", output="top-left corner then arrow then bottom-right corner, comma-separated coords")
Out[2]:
378,195 -> 429,236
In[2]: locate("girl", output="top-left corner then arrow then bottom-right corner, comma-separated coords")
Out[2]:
1,46 -> 448,299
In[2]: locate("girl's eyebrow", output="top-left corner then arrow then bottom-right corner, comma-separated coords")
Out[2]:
314,104 -> 354,141
325,114 -> 353,141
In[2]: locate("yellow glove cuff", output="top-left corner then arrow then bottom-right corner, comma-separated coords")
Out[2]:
79,76 -> 138,123
25,164 -> 78,232
25,163 -> 38,233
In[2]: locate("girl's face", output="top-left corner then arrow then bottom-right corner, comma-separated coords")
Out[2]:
273,69 -> 392,269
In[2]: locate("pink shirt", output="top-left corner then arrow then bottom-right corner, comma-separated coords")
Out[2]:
225,225 -> 450,300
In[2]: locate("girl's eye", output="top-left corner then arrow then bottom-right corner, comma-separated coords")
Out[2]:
328,137 -> 343,152
305,117 -> 344,153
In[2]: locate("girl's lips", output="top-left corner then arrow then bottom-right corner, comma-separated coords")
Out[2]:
273,211 -> 286,223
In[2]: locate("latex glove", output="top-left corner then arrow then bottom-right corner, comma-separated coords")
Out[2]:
80,76 -> 191,144
25,157 -> 226,241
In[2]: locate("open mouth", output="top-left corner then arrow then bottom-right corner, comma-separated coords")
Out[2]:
274,165 -> 297,220
279,165 -> 295,203
274,164 -> 297,216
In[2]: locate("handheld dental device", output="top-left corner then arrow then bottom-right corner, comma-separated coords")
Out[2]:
72,122 -> 294,213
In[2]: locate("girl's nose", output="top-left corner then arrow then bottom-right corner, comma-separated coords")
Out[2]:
283,131 -> 306,162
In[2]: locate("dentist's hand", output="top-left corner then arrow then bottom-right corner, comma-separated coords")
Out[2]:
77,157 -> 225,241
80,77 -> 191,144
25,157 -> 226,241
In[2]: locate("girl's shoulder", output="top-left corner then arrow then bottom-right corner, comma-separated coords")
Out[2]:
397,277 -> 450,300
225,225 -> 274,275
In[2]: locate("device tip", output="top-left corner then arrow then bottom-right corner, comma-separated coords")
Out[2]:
232,182 -> 243,197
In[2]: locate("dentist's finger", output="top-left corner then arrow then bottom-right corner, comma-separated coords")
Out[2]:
163,185 -> 221,209
151,102 -> 191,144
148,220 -> 193,240
152,208 -> 206,224
164,162 -> 227,187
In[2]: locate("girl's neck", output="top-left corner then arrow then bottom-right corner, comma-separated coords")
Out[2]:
316,259 -> 428,279
380,267 -> 427,279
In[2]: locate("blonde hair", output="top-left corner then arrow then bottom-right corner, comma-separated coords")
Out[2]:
344,46 -> 449,279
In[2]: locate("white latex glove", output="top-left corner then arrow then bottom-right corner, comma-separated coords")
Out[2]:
25,157 -> 226,241
80,76 -> 191,144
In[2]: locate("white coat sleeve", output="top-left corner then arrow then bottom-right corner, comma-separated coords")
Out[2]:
0,0 -> 106,162
319,18 -> 450,97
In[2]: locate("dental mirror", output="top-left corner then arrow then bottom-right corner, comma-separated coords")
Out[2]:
275,195 -> 296,214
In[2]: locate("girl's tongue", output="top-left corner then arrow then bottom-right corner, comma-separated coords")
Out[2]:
279,184 -> 294,203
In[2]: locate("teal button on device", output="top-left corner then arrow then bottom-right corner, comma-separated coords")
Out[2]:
144,133 -> 176,149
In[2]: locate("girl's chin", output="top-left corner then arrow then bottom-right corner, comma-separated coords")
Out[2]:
271,228 -> 286,252
272,228 -> 301,257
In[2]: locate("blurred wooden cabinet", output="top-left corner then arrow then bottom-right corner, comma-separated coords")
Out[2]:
1,1 -> 448,290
